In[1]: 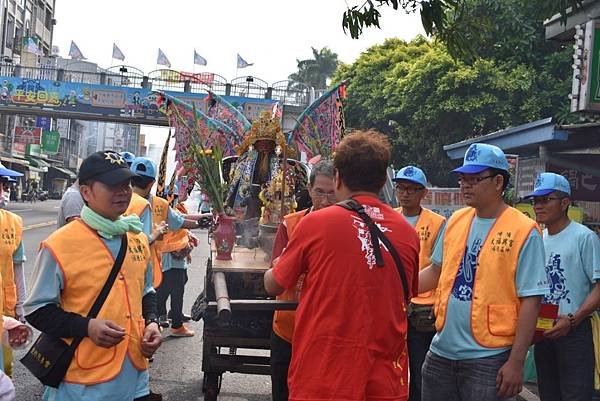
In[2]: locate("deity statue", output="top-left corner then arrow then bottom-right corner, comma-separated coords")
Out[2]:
225,110 -> 290,221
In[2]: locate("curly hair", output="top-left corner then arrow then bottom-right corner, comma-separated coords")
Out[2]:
333,130 -> 391,193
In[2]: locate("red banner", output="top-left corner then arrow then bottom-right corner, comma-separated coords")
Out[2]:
14,127 -> 41,145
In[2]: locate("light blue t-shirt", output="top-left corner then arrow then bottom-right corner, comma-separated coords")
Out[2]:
429,216 -> 548,360
166,206 -> 185,230
542,221 -> 600,315
139,207 -> 152,237
161,250 -> 187,272
13,241 -> 25,263
24,235 -> 154,401
403,214 -> 420,227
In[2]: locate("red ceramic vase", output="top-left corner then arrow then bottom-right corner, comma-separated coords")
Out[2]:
214,214 -> 235,260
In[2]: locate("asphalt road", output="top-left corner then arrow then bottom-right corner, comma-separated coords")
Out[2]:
6,198 -> 272,401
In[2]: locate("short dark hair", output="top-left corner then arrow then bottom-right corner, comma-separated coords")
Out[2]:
309,160 -> 334,186
488,168 -> 511,192
334,130 -> 390,193
132,175 -> 154,189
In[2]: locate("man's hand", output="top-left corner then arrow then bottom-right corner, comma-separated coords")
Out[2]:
543,315 -> 571,340
141,322 -> 162,358
496,358 -> 524,398
8,326 -> 29,348
87,319 -> 125,348
152,221 -> 168,241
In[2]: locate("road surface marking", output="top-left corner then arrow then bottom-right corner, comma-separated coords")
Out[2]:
24,221 -> 56,231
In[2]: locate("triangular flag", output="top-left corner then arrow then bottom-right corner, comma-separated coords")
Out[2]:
157,48 -> 171,68
68,41 -> 86,60
237,53 -> 253,69
194,50 -> 207,66
112,43 -> 125,61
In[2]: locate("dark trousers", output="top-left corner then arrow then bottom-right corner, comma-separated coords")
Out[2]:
270,330 -> 291,401
407,324 -> 435,401
534,318 -> 594,401
422,350 -> 512,401
156,269 -> 188,329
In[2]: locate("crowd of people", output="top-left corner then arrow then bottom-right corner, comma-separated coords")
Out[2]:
264,134 -> 600,401
0,129 -> 592,401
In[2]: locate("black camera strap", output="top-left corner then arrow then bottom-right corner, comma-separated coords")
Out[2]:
337,199 -> 410,303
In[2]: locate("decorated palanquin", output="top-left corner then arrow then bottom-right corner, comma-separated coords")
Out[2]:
159,81 -> 347,258
157,83 -> 347,400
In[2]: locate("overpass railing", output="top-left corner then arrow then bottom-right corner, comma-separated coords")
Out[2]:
0,63 -> 320,107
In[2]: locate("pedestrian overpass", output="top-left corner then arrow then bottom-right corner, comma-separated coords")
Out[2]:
0,63 -> 315,126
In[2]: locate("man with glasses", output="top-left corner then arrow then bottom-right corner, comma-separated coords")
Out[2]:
419,143 -> 548,401
526,172 -> 600,401
393,165 -> 445,401
269,160 -> 336,401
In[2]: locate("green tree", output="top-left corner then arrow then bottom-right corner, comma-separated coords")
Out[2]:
288,47 -> 339,89
342,0 -> 582,58
332,36 -> 570,186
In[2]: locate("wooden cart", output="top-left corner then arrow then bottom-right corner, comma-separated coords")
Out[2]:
201,245 -> 296,400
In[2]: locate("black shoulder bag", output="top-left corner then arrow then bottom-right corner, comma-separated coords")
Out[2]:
337,199 -> 410,303
20,234 -> 128,388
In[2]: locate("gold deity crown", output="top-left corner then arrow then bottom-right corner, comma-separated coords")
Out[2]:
238,110 -> 286,155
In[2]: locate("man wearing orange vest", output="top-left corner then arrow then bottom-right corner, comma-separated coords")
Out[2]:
419,143 -> 549,401
393,165 -> 445,401
269,160 -> 336,401
24,150 -> 162,401
0,171 -> 27,377
156,184 -> 200,338
128,157 -> 206,289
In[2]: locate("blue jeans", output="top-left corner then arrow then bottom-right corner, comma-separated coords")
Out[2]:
407,325 -> 435,401
534,318 -> 594,401
422,350 -> 513,401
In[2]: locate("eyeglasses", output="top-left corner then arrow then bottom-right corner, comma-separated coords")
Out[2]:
313,189 -> 336,200
396,186 -> 424,195
458,175 -> 496,186
530,196 -> 565,205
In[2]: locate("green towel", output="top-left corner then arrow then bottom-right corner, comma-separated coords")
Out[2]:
80,205 -> 143,240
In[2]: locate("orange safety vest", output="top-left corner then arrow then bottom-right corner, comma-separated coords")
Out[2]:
0,210 -> 22,317
395,207 -> 445,305
125,192 -> 163,287
157,203 -> 189,254
42,220 -> 150,385
434,206 -> 539,348
272,209 -> 309,343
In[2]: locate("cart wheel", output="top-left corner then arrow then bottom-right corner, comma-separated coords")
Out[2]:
202,372 -> 222,401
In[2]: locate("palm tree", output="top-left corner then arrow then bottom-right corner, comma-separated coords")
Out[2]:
288,47 -> 339,90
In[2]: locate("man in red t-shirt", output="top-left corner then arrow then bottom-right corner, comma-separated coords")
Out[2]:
265,130 -> 420,401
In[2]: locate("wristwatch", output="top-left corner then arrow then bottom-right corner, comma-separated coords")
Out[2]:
145,317 -> 159,327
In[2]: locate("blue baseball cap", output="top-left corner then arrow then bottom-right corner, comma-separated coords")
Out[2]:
120,151 -> 136,164
452,143 -> 509,174
130,157 -> 157,180
162,183 -> 179,197
525,172 -> 571,198
393,166 -> 427,187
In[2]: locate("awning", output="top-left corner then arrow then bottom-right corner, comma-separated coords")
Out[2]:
27,166 -> 45,173
25,156 -> 52,169
0,154 -> 29,166
50,166 -> 76,179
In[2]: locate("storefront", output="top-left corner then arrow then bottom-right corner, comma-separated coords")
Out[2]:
46,166 -> 76,197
